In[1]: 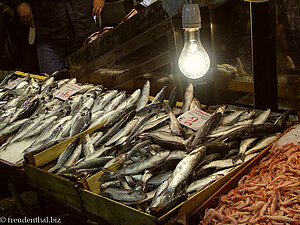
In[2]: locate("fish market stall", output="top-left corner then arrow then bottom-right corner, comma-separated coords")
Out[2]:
21,77 -> 293,224
1,0 -> 299,224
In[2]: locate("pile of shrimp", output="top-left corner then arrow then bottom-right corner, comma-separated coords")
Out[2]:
200,142 -> 300,225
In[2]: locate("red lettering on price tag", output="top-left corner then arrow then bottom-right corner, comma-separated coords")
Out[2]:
5,78 -> 24,90
178,109 -> 212,131
55,84 -> 82,100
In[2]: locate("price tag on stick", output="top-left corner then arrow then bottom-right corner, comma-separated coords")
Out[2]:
55,83 -> 82,100
178,109 -> 212,131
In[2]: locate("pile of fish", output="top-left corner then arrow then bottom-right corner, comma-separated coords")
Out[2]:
0,73 -> 141,164
0,73 -> 291,215
47,81 -> 290,215
199,141 -> 300,224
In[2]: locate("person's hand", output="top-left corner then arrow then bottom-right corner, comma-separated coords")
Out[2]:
16,2 -> 34,27
93,0 -> 105,16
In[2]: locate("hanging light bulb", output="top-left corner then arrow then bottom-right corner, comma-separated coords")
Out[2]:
178,4 -> 210,79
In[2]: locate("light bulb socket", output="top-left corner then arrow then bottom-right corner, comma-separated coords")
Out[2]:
182,4 -> 201,29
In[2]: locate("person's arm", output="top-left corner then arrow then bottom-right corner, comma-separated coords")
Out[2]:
13,1 -> 34,27
92,0 -> 105,16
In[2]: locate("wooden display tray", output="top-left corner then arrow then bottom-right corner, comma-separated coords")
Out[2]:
25,121 -> 106,167
187,124 -> 298,224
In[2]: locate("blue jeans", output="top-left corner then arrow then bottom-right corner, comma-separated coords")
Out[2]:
37,40 -> 84,75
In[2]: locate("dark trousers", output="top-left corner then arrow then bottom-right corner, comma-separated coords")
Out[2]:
37,39 -> 84,75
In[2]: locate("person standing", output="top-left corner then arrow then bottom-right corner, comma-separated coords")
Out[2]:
10,0 -> 105,75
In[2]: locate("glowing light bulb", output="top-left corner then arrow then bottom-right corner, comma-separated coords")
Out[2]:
178,4 -> 210,79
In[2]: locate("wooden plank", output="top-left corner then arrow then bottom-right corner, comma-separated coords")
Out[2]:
25,164 -> 83,211
79,189 -> 157,225
25,121 -> 106,167
14,71 -> 47,80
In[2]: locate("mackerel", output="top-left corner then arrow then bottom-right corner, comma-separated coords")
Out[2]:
103,188 -> 147,202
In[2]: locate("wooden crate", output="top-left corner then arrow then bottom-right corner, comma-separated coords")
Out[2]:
25,121 -> 106,167
25,164 -> 83,211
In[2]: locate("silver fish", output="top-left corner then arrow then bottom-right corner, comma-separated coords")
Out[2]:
151,86 -> 167,104
186,168 -> 233,193
163,103 -> 183,136
57,145 -> 82,174
181,83 -> 193,113
245,134 -> 278,155
220,110 -> 245,125
0,118 -> 29,137
103,188 -> 147,202
119,151 -> 170,175
103,91 -> 127,112
48,137 -> 80,173
82,133 -> 94,157
136,80 -> 150,111
159,146 -> 206,199
253,108 -> 271,125
189,97 -> 201,110
104,118 -> 139,146
116,89 -> 141,111
91,90 -> 118,113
